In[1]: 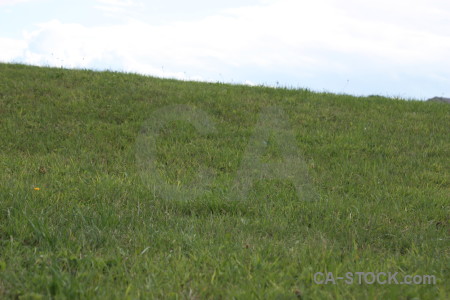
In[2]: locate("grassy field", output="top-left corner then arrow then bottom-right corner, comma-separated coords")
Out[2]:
0,63 -> 448,299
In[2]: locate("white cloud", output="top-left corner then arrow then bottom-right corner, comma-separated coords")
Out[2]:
0,0 -> 35,5
0,37 -> 27,61
96,0 -> 141,7
2,0 -> 450,97
94,0 -> 144,19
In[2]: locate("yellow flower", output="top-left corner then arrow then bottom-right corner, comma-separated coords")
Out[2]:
34,187 -> 40,191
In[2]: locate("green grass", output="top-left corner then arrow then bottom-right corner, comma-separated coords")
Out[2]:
0,63 -> 448,299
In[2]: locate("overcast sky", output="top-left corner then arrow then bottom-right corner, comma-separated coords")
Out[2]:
1,0 -> 450,99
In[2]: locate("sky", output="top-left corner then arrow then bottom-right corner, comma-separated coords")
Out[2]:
1,0 -> 450,100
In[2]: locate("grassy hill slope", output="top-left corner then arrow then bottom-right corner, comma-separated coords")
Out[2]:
0,63 -> 448,299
